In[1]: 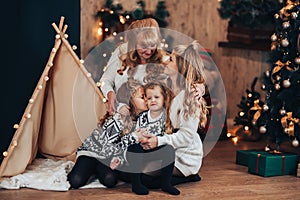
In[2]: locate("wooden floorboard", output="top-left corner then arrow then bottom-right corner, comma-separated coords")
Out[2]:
1,138 -> 300,200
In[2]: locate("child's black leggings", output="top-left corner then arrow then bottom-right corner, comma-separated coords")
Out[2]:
67,155 -> 118,189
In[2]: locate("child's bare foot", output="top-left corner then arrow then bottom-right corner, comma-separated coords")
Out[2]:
110,157 -> 120,170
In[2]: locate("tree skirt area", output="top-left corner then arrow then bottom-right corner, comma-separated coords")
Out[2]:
0,158 -> 120,191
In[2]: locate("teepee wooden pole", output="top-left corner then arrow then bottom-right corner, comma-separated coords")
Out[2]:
62,25 -> 68,34
58,16 -> 65,30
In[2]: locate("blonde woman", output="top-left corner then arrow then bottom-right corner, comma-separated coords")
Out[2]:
139,40 -> 207,186
99,18 -> 163,115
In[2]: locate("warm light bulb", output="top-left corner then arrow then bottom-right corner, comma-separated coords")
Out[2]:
232,137 -> 238,145
98,27 -> 103,36
119,15 -> 126,24
3,151 -> 8,157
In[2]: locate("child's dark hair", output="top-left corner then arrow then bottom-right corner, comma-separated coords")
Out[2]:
144,81 -> 174,134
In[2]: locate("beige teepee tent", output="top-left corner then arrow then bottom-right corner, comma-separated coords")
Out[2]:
0,17 -> 107,179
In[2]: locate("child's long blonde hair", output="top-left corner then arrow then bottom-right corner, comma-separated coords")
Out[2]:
144,82 -> 174,134
99,78 -> 144,136
173,41 -> 208,128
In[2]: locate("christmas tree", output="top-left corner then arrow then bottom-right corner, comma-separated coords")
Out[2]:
258,0 -> 300,149
233,77 -> 264,141
218,0 -> 281,28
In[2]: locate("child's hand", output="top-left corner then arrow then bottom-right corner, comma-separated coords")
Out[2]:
119,105 -> 130,116
110,157 -> 121,170
134,128 -> 149,140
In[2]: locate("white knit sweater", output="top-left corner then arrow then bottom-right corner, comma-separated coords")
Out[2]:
157,90 -> 203,176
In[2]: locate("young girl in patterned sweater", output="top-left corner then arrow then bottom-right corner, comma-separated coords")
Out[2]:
67,78 -> 147,189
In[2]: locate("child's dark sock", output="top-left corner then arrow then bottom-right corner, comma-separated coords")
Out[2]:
161,162 -> 180,195
131,173 -> 149,195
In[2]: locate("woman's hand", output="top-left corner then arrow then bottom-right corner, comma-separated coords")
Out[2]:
140,134 -> 158,150
192,83 -> 205,105
107,91 -> 117,115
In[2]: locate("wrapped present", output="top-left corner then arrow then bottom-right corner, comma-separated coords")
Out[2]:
236,149 -> 259,166
248,151 -> 299,177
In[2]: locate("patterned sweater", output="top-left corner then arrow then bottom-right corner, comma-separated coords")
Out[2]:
135,110 -> 166,137
76,113 -> 138,166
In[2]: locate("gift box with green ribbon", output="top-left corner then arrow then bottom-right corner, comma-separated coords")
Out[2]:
248,151 -> 299,177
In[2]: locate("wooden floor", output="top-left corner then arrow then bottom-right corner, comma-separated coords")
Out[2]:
1,138 -> 300,200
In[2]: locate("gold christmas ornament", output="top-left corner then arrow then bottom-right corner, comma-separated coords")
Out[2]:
294,57 -> 300,64
292,138 -> 299,147
263,104 -> 269,111
280,108 -> 287,115
275,83 -> 281,90
281,38 -> 289,47
259,126 -> 267,134
291,12 -> 298,19
283,79 -> 291,88
282,21 -> 290,29
270,34 -> 277,42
